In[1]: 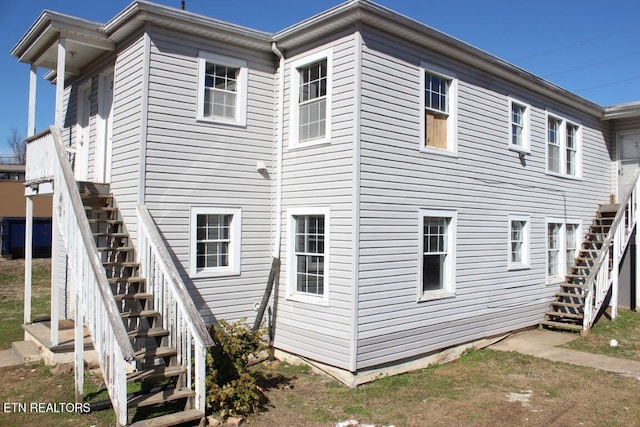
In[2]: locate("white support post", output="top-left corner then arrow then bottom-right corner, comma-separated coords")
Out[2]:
28,64 -> 37,137
50,202 -> 59,347
611,234 -> 620,320
55,38 -> 66,128
74,291 -> 84,403
24,197 -> 33,325
636,223 -> 640,311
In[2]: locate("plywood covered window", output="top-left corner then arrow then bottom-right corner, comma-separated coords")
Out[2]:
420,63 -> 458,154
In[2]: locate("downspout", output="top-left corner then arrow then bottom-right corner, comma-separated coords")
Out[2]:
272,41 -> 285,258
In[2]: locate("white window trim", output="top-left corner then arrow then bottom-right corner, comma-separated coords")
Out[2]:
286,206 -> 330,305
419,62 -> 459,157
289,48 -> 333,148
189,207 -> 242,278
508,97 -> 531,154
417,209 -> 457,301
507,214 -> 530,270
545,111 -> 582,179
197,51 -> 248,127
545,217 -> 581,284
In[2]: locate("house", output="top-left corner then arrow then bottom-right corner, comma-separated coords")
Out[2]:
0,164 -> 52,258
11,0 -> 640,425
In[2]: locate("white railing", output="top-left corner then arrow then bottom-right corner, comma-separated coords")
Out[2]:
583,171 -> 640,331
137,205 -> 214,412
31,127 -> 134,426
25,129 -> 55,183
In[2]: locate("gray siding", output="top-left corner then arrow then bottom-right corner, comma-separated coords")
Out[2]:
274,33 -> 357,371
143,27 -> 274,324
111,34 -> 146,241
355,27 -> 612,370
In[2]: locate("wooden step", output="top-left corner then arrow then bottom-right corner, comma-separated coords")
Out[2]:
102,261 -> 140,268
114,293 -> 152,302
77,181 -> 110,196
551,301 -> 583,309
97,246 -> 135,252
88,218 -> 123,225
121,310 -> 161,319
127,366 -> 186,383
109,277 -> 146,284
128,388 -> 194,409
134,346 -> 178,361
556,291 -> 585,299
598,204 -> 619,214
540,320 -> 583,331
128,328 -> 169,340
546,311 -> 584,320
128,408 -> 203,427
561,283 -> 588,291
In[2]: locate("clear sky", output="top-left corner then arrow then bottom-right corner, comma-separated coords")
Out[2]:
1,0 -> 639,157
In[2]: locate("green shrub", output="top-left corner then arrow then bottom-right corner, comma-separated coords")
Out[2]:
205,318 -> 266,418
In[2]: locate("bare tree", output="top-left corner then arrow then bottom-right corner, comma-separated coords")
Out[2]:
5,127 -> 26,164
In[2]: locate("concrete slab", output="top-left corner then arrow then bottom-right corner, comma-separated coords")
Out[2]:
11,340 -> 41,363
490,329 -> 640,378
0,349 -> 22,368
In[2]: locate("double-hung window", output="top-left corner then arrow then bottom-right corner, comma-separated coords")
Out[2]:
418,209 -> 457,300
546,113 -> 581,177
190,207 -> 242,277
287,207 -> 330,303
509,98 -> 530,153
546,219 -> 581,283
420,62 -> 458,154
508,215 -> 530,270
197,52 -> 248,126
290,49 -> 333,146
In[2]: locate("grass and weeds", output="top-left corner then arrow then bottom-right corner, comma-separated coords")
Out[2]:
563,309 -> 640,361
0,258 -> 51,349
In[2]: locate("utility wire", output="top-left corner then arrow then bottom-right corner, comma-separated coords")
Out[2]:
577,74 -> 640,93
511,23 -> 640,63
544,50 -> 640,78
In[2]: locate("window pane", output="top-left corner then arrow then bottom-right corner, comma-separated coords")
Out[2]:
425,73 -> 448,113
548,223 -> 561,277
423,254 -> 445,292
294,215 -> 326,295
203,61 -> 239,119
422,216 -> 450,292
195,213 -> 232,270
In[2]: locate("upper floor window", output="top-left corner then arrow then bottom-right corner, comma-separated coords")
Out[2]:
197,52 -> 247,126
509,98 -> 530,153
289,49 -> 333,147
190,207 -> 242,277
420,63 -> 458,154
546,113 -> 581,177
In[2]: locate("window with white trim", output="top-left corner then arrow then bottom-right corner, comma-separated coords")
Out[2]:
508,215 -> 530,269
546,113 -> 581,177
420,63 -> 458,154
287,207 -> 330,303
190,207 -> 241,277
419,209 -> 457,300
546,219 -> 581,283
509,98 -> 530,152
289,49 -> 333,146
197,52 -> 247,126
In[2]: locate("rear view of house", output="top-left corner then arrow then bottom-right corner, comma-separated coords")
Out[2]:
11,0 -> 640,425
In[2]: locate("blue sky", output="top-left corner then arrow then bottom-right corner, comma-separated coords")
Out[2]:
1,0 -> 639,157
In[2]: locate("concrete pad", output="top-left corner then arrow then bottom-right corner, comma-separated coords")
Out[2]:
490,329 -> 640,378
0,349 -> 22,368
11,340 -> 41,363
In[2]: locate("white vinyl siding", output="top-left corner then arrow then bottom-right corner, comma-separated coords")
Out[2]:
356,26 -> 611,370
289,49 -> 333,147
197,51 -> 248,126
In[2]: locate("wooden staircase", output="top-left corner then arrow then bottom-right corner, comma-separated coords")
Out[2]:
541,204 -> 618,332
79,182 -> 203,427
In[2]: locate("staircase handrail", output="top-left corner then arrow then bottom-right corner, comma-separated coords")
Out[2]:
137,204 -> 213,411
583,169 -> 640,329
43,126 -> 134,425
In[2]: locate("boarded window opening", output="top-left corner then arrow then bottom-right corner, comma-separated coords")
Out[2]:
425,111 -> 448,149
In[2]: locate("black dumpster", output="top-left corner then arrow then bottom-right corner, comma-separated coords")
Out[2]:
1,217 -> 52,258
